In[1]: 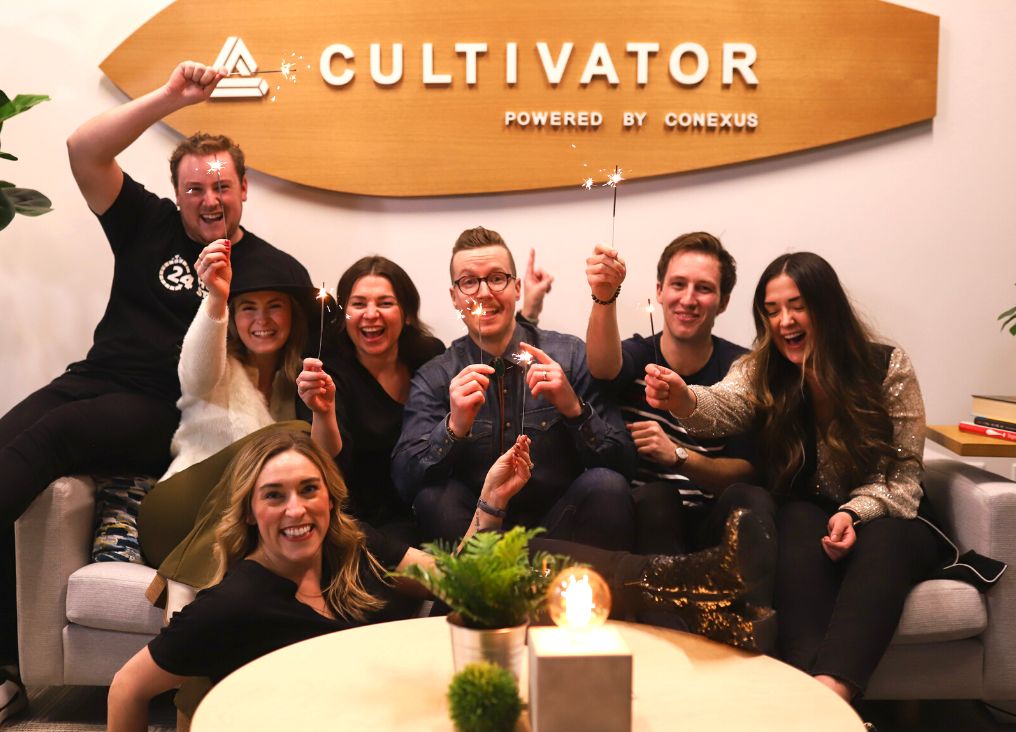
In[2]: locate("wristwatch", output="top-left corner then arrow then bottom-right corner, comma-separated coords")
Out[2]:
673,446 -> 689,466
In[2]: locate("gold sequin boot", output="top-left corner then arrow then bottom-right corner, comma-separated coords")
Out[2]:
632,508 -> 777,651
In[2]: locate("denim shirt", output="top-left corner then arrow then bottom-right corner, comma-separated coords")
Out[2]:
392,321 -> 636,517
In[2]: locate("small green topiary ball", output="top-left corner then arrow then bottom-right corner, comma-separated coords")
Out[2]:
447,661 -> 522,732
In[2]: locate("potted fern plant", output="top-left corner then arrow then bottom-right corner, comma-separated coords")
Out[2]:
398,526 -> 572,680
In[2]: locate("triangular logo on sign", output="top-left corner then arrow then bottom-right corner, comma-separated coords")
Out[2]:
210,37 -> 269,99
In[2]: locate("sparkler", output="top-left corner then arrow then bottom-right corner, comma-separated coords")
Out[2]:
639,299 -> 661,365
510,350 -> 535,433
603,165 -> 624,248
316,283 -> 331,359
205,158 -> 229,241
226,69 -> 287,76
469,299 -> 487,363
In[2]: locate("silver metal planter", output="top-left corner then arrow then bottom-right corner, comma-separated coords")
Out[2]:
447,613 -> 528,681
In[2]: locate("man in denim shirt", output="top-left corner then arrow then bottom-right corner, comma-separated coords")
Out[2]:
393,227 -> 637,550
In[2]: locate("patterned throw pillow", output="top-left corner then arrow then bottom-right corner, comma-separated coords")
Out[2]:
92,476 -> 156,564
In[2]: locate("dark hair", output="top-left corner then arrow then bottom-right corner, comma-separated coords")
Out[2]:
656,232 -> 737,297
450,226 -> 517,278
169,133 -> 246,190
334,255 -> 434,363
744,252 -> 909,492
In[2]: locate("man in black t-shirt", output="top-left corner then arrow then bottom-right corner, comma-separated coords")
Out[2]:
585,233 -> 774,564
0,61 -> 306,691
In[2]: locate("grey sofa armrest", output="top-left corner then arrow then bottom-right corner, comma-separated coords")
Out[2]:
14,476 -> 97,687
923,459 -> 1016,700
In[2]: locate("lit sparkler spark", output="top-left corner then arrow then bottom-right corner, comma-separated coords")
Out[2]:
469,302 -> 486,317
206,159 -> 226,175
581,177 -> 594,190
510,351 -> 534,368
604,168 -> 625,188
280,61 -> 295,81
315,283 -> 332,358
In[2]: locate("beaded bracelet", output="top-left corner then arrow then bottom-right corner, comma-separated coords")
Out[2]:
591,285 -> 621,305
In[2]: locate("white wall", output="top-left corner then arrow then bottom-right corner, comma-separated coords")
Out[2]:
2,0 -> 1014,431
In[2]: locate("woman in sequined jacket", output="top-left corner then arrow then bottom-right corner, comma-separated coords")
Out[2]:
643,251 -> 942,704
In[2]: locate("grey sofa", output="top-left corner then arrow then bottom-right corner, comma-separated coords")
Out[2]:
15,459 -> 1016,705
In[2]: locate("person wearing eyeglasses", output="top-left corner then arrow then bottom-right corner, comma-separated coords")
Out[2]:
393,227 -> 637,550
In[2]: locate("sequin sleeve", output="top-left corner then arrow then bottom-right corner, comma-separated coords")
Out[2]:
681,356 -> 757,438
838,348 -> 925,522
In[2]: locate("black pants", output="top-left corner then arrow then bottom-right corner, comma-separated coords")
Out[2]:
413,468 -> 636,551
0,371 -> 179,664
633,480 -> 776,555
774,500 -> 941,694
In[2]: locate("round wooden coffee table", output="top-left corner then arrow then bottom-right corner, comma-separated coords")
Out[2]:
192,616 -> 865,731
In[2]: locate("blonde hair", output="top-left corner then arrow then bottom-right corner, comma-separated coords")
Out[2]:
210,430 -> 386,620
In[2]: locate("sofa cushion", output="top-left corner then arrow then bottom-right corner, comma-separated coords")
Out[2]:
66,562 -> 164,635
892,579 -> 987,644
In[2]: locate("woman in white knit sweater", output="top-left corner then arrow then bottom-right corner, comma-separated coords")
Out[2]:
160,239 -> 338,480
139,239 -> 338,573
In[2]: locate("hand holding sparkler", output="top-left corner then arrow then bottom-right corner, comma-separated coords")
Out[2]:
448,363 -> 495,438
297,357 -> 336,415
585,243 -> 626,305
521,248 -> 554,323
195,239 -> 232,316
166,61 -> 228,105
479,435 -> 534,513
519,342 -> 582,419
643,364 -> 696,417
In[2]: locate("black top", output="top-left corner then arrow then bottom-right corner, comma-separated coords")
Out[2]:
69,174 -> 306,402
148,523 -> 407,682
327,329 -> 444,525
610,333 -> 754,507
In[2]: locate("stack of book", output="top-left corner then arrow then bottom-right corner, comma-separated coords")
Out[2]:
959,395 -> 1016,442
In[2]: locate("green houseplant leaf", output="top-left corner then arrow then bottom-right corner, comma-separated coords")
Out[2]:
0,188 -> 14,230
3,187 -> 52,216
395,526 -> 574,629
0,93 -> 51,125
0,91 -> 52,232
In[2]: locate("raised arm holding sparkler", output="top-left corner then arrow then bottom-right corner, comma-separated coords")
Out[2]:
68,61 -> 228,221
584,243 -> 628,379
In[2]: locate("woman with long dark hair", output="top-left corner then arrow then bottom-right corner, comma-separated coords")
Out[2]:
322,256 -> 444,543
644,251 -> 941,703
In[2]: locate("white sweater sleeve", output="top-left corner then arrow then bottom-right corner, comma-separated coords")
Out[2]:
177,297 -> 230,400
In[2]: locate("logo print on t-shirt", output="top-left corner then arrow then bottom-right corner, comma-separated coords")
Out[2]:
159,254 -> 197,292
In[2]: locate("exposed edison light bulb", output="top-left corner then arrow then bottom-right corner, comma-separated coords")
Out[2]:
546,567 -> 611,631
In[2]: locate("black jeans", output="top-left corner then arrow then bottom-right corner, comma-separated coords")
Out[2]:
413,467 -> 635,551
774,499 -> 942,694
0,371 -> 179,663
633,480 -> 776,555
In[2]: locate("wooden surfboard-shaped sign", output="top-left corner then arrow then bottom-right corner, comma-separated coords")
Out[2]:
101,0 -> 938,197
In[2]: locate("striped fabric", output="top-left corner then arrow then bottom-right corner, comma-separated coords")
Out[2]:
91,476 -> 156,564
614,333 -> 752,508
